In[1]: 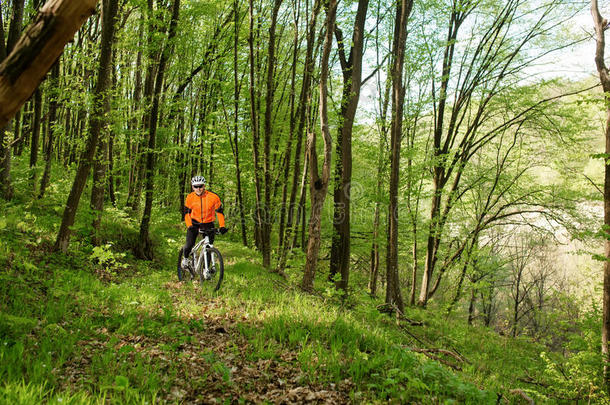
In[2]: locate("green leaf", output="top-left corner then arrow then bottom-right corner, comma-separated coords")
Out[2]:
114,375 -> 129,390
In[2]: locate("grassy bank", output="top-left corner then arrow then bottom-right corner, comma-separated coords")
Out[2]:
0,166 -> 605,403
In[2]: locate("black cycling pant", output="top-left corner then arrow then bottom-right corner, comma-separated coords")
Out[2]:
184,221 -> 215,258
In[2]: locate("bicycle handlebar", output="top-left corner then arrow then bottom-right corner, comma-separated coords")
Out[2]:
198,228 -> 221,235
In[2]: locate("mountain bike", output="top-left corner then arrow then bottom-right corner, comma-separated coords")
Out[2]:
177,228 -> 224,291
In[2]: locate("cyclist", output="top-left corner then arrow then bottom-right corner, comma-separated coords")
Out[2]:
181,175 -> 227,269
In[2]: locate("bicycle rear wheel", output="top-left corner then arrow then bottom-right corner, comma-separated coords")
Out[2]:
195,247 -> 224,291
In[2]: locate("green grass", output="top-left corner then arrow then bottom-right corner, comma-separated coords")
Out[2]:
0,160 -> 607,403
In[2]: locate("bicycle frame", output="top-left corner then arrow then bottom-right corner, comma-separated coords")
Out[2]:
192,231 -> 216,277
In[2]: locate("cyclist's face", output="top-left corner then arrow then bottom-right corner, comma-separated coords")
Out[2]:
193,185 -> 205,195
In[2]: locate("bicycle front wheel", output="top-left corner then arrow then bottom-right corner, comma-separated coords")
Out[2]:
195,247 -> 224,292
177,247 -> 195,282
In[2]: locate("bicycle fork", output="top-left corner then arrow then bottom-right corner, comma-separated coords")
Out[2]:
196,242 -> 215,279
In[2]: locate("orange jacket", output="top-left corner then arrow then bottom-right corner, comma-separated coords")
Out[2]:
184,190 -> 225,228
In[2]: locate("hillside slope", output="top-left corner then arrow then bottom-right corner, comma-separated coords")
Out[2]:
0,176 -> 605,404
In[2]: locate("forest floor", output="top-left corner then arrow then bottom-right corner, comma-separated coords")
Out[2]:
55,279 -> 353,404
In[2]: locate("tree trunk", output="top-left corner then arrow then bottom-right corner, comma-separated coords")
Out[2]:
248,0 -> 265,257
107,55 -> 117,207
233,0 -> 248,247
369,205 -> 380,296
592,0 -> 610,390
38,60 -> 60,198
385,0 -> 413,313
467,288 -> 476,326
328,0 -> 369,293
512,263 -> 522,338
136,0 -> 181,259
369,16 -> 391,297
7,0 -> 26,54
126,13 -> 144,208
293,147 -> 309,251
91,130 -> 108,245
259,0 -> 283,270
129,0 -> 157,214
29,88 -> 42,181
12,111 -> 22,156
301,0 -> 336,292
0,3 -> 7,199
277,0 -> 321,272
278,0 -> 301,253
54,0 -> 118,253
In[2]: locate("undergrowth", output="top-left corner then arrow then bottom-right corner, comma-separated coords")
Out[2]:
0,160 -> 606,403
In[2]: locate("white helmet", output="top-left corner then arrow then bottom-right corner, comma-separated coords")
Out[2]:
191,175 -> 206,187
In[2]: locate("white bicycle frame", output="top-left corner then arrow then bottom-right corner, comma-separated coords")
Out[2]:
193,232 -> 216,278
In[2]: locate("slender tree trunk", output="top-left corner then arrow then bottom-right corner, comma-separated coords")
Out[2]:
17,106 -> 30,158
369,15 -> 391,297
91,56 -> 115,243
385,0 -> 413,313
467,288 -> 476,326
209,138 -> 215,185
91,130 -> 108,245
294,152 -> 309,250
107,126 -> 116,206
126,14 -> 144,208
277,0 -> 321,272
137,0 -> 181,259
278,0 -> 301,252
38,60 -> 60,198
258,0 -> 283,269
447,240 -> 477,314
0,3 -> 7,199
419,185 -> 442,306
301,0 -> 336,292
7,0 -> 25,54
592,0 -> 610,389
12,111 -> 22,156
130,0 -> 157,214
54,0 -> 118,253
107,55 -> 117,207
417,7 -> 461,307
231,0 -> 248,247
249,0 -> 266,257
406,123 -> 425,307
512,266 -> 522,338
369,206 -> 380,296
29,88 -> 42,182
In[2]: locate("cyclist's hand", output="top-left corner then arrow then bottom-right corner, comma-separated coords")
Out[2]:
219,227 -> 228,235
